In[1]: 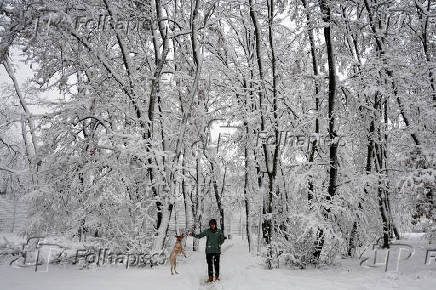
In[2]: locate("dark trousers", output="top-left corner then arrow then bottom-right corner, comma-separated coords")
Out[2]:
206,253 -> 220,277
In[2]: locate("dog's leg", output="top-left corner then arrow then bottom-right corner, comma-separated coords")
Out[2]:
170,256 -> 174,275
170,252 -> 175,275
173,259 -> 179,274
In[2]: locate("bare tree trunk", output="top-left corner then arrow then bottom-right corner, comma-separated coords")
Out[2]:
153,201 -> 174,251
302,0 -> 320,187
191,152 -> 202,251
375,142 -> 391,247
146,0 -> 172,237
248,0 -> 268,252
302,0 -> 329,258
340,5 -> 365,257
363,0 -> 403,245
209,159 -> 226,232
180,148 -> 190,234
251,0 -> 281,268
240,24 -> 257,253
243,120 -> 253,252
315,0 -> 339,260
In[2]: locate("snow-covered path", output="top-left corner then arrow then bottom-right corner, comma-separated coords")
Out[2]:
1,238 -> 435,290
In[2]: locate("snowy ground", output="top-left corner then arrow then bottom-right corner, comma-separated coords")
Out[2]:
1,236 -> 435,290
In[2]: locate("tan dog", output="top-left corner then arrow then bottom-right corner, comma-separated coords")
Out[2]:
169,235 -> 187,275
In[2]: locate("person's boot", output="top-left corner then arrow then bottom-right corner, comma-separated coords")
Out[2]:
205,276 -> 213,283
215,275 -> 220,281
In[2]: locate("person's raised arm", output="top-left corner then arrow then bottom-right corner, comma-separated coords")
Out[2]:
190,229 -> 208,239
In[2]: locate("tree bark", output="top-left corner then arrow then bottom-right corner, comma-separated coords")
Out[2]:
315,0 -> 339,260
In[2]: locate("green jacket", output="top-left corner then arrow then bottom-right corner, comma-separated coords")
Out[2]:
192,228 -> 226,254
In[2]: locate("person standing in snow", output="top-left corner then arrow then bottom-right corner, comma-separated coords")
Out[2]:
189,219 -> 226,283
